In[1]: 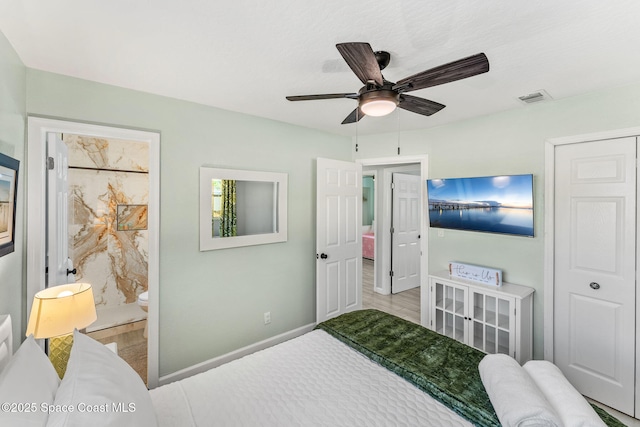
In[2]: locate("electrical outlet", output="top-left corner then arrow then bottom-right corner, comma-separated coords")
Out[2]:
264,312 -> 271,325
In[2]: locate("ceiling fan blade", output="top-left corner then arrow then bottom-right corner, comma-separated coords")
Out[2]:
336,43 -> 384,87
398,94 -> 446,116
341,107 -> 365,124
393,53 -> 489,93
286,93 -> 358,101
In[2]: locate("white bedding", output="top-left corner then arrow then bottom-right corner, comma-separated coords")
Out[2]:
150,329 -> 472,427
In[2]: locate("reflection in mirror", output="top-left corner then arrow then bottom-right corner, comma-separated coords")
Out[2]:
200,167 -> 287,251
211,180 -> 278,238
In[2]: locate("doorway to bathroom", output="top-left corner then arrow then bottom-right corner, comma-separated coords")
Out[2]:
26,117 -> 160,387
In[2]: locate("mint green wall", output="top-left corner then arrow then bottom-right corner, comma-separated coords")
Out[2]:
362,176 -> 374,226
26,69 -> 351,375
355,83 -> 640,359
0,31 -> 26,351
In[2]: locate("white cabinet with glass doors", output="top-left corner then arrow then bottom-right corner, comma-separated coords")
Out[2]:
424,271 -> 534,364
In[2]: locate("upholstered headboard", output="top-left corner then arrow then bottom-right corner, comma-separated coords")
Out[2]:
0,315 -> 12,373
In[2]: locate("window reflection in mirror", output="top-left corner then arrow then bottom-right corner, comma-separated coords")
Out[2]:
199,167 -> 287,251
211,180 -> 278,238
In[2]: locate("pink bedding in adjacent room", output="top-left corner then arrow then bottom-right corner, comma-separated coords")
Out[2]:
363,232 -> 375,260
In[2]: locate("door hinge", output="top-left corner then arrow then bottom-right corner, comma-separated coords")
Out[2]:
47,157 -> 54,170
390,182 -> 395,189
389,270 -> 394,277
390,227 -> 394,234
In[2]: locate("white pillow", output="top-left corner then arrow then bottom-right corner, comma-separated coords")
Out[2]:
479,354 -> 561,427
0,335 -> 60,427
523,360 -> 606,427
46,330 -> 157,427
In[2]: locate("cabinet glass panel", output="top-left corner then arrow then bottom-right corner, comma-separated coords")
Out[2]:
436,283 -> 444,308
445,286 -> 454,312
445,312 -> 454,338
486,296 -> 496,326
473,321 -> 483,350
498,298 -> 510,330
485,325 -> 497,354
455,315 -> 464,341
498,329 -> 510,355
473,293 -> 484,321
455,288 -> 465,315
435,308 -> 444,334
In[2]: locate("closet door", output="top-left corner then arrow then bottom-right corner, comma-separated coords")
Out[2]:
554,137 -> 637,416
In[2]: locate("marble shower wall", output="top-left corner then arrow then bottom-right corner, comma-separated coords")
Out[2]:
63,134 -> 149,309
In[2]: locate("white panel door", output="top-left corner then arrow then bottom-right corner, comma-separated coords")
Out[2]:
47,133 -> 70,287
554,137 -> 636,415
391,173 -> 421,293
316,158 -> 362,323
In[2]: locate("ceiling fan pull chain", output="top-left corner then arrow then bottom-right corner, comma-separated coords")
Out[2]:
355,109 -> 359,151
396,108 -> 401,156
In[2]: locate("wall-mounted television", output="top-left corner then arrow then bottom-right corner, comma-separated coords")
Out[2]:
427,174 -> 534,237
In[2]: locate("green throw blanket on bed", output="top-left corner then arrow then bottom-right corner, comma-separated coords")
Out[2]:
315,309 -> 626,427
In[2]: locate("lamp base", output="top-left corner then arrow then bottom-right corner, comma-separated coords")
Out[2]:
49,333 -> 74,378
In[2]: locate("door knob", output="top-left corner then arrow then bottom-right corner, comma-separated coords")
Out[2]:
67,268 -> 77,276
320,253 -> 329,259
589,282 -> 600,290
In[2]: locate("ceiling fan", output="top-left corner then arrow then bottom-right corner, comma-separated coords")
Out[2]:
286,42 -> 489,124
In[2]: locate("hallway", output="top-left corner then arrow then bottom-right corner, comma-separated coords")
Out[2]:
361,258 -> 420,324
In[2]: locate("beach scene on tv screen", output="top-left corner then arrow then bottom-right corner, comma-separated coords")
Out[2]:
427,174 -> 534,237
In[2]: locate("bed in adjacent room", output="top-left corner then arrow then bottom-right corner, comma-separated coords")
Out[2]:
362,231 -> 375,260
0,310 -> 626,426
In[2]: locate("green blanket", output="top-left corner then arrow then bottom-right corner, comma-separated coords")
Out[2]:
315,309 -> 625,427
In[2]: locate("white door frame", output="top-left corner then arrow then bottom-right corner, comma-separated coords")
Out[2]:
26,117 -> 161,388
357,155 -> 428,297
544,126 -> 640,363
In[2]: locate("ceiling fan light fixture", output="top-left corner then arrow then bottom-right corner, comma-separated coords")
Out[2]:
359,90 -> 399,117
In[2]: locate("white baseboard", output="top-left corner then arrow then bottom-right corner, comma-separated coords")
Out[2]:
157,322 -> 316,387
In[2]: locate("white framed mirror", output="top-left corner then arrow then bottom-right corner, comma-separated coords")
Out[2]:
199,167 -> 288,250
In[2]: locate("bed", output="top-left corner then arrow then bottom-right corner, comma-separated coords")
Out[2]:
0,310 -> 627,427
362,231 -> 375,259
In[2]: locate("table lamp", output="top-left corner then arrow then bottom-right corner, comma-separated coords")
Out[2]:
26,283 -> 97,378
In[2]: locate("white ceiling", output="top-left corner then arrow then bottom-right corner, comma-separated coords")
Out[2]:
1,0 -> 640,137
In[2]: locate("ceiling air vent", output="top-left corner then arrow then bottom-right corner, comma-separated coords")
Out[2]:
518,90 -> 553,104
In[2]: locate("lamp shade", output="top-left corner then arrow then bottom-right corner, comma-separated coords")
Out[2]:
26,283 -> 97,339
359,90 -> 399,117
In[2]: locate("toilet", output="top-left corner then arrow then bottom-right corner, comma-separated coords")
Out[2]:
137,291 -> 149,339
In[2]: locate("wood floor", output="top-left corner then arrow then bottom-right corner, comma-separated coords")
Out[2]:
361,258 -> 421,325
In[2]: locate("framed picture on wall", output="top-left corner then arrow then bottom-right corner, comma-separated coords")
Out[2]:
0,153 -> 19,257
